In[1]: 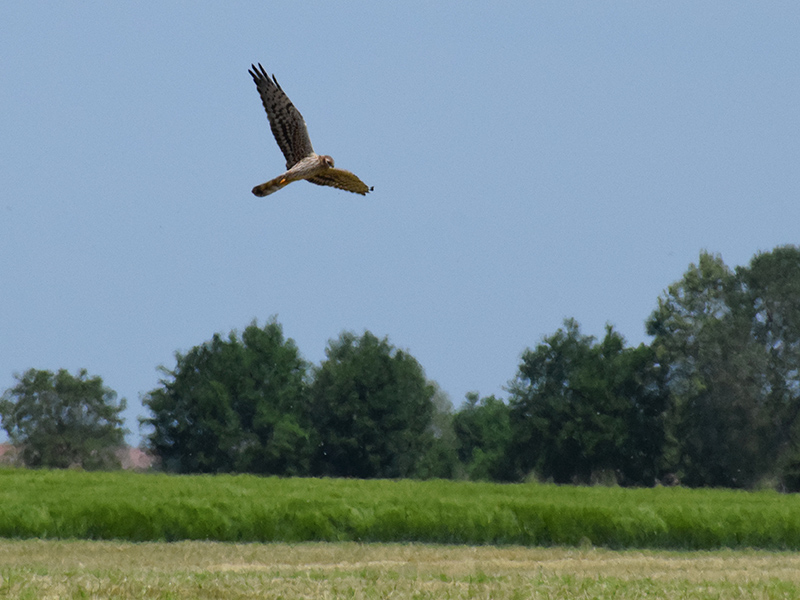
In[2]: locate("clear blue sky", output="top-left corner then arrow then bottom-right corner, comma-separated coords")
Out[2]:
2,3 -> 799,445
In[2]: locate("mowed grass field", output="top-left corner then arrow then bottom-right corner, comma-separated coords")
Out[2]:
1,540 -> 800,599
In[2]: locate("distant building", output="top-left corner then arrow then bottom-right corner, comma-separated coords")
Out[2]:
115,446 -> 158,471
0,443 -> 19,465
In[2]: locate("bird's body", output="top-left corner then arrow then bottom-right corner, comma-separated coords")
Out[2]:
252,154 -> 334,197
249,63 -> 372,197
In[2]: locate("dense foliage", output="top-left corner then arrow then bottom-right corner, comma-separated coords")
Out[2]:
508,320 -> 667,486
647,247 -> 800,488
0,368 -> 126,469
141,319 -> 311,475
452,393 -> 514,481
308,331 -> 436,478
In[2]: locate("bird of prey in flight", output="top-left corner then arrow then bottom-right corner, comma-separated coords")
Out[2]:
249,63 -> 373,197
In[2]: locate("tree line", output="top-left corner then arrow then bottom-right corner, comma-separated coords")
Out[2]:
3,245 -> 800,490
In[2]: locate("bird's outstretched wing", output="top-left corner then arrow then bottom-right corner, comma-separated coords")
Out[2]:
307,169 -> 374,196
249,63 -> 314,169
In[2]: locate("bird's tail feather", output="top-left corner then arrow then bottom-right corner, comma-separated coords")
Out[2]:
252,175 -> 290,197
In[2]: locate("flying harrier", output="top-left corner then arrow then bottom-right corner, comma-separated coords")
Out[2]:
249,63 -> 373,197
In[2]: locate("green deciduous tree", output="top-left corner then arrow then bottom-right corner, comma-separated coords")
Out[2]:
309,331 -> 436,478
452,393 -> 514,481
0,368 -> 127,469
648,247 -> 800,488
413,385 -> 461,479
647,252 -> 769,487
509,319 -> 667,485
737,246 -> 800,487
142,319 -> 311,475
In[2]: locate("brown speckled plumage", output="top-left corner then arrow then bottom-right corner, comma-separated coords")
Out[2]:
249,63 -> 372,197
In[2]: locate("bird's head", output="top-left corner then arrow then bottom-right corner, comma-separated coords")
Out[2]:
321,155 -> 335,168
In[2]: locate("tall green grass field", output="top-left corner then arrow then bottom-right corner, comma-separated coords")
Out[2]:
1,469 -> 798,549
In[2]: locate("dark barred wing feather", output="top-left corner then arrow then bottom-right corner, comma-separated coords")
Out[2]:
249,63 -> 314,168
